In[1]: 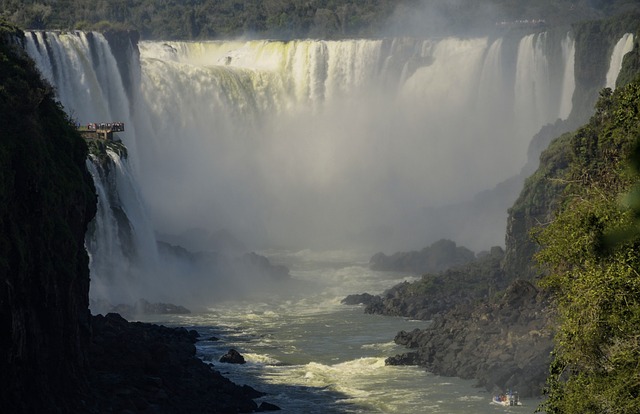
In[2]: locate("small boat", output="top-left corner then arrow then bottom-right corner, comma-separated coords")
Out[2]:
491,390 -> 522,406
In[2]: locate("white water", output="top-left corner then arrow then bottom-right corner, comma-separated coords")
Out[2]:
606,33 -> 635,89
85,150 -> 162,305
24,28 -> 582,304
143,250 -> 538,413
132,35 -> 576,251
25,32 -> 577,253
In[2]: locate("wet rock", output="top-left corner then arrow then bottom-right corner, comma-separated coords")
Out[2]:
387,279 -> 554,397
341,293 -> 380,306
220,349 -> 247,364
257,401 -> 282,411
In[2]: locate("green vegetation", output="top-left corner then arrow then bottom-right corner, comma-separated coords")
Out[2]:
405,247 -> 505,299
1,0 -> 639,40
534,79 -> 640,413
85,138 -> 128,168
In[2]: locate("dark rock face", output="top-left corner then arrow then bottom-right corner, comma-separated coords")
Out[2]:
0,31 -> 97,413
220,349 -> 247,364
386,280 -> 554,397
88,313 -> 263,413
370,239 -> 475,274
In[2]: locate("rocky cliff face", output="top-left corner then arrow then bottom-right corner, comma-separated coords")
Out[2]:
387,280 -> 554,397
569,14 -> 640,126
0,27 -> 97,412
503,134 -> 572,280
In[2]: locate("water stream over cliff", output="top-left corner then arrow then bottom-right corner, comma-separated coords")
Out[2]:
24,27 -> 635,312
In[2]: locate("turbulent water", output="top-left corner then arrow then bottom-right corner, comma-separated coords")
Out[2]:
142,250 -> 538,413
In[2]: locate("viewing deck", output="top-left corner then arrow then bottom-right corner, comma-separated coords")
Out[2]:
78,122 -> 124,141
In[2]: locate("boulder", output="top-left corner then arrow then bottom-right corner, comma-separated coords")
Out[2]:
341,293 -> 380,306
220,349 -> 247,364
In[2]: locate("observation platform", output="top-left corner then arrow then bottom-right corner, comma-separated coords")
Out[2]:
78,122 -> 124,141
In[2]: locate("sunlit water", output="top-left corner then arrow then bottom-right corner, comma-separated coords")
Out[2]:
140,250 -> 539,413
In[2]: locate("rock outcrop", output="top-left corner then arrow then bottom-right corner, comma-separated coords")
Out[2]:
220,348 -> 247,365
362,247 -> 506,321
369,239 -> 475,274
88,313 -> 264,413
386,280 -> 554,397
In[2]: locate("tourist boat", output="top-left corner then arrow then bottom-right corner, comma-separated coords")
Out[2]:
492,390 -> 522,406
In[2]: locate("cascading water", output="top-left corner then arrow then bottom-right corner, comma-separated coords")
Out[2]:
84,148 -> 162,308
606,33 -> 635,89
24,29 -> 584,302
132,34 -> 577,251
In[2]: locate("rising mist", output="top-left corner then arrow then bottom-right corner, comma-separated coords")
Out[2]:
129,36 -> 574,252
23,26 -> 584,308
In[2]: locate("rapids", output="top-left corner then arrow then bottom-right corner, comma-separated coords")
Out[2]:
141,249 -> 537,413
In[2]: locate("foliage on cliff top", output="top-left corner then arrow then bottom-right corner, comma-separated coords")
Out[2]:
85,138 -> 128,169
1,0 -> 639,40
534,78 -> 640,413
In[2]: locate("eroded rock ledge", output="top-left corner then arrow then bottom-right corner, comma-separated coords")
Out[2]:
386,280 -> 554,397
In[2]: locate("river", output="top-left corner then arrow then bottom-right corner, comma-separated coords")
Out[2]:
141,249 -> 539,413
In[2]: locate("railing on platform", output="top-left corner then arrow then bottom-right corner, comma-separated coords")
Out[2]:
78,122 -> 125,140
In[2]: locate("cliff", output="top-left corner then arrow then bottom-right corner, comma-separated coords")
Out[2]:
0,23 -> 97,412
386,280 -> 554,397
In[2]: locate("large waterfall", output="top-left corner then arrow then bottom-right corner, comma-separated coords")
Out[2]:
131,34 -> 577,251
23,30 -> 632,304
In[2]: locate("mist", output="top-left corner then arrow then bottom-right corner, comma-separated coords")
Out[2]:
25,28 -> 577,310
129,36 -> 573,253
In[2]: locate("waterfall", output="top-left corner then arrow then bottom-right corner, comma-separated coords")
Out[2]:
85,157 -> 129,304
25,30 -> 584,291
85,149 -> 161,306
606,33 -> 635,89
132,35 -> 576,249
559,33 -> 576,120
